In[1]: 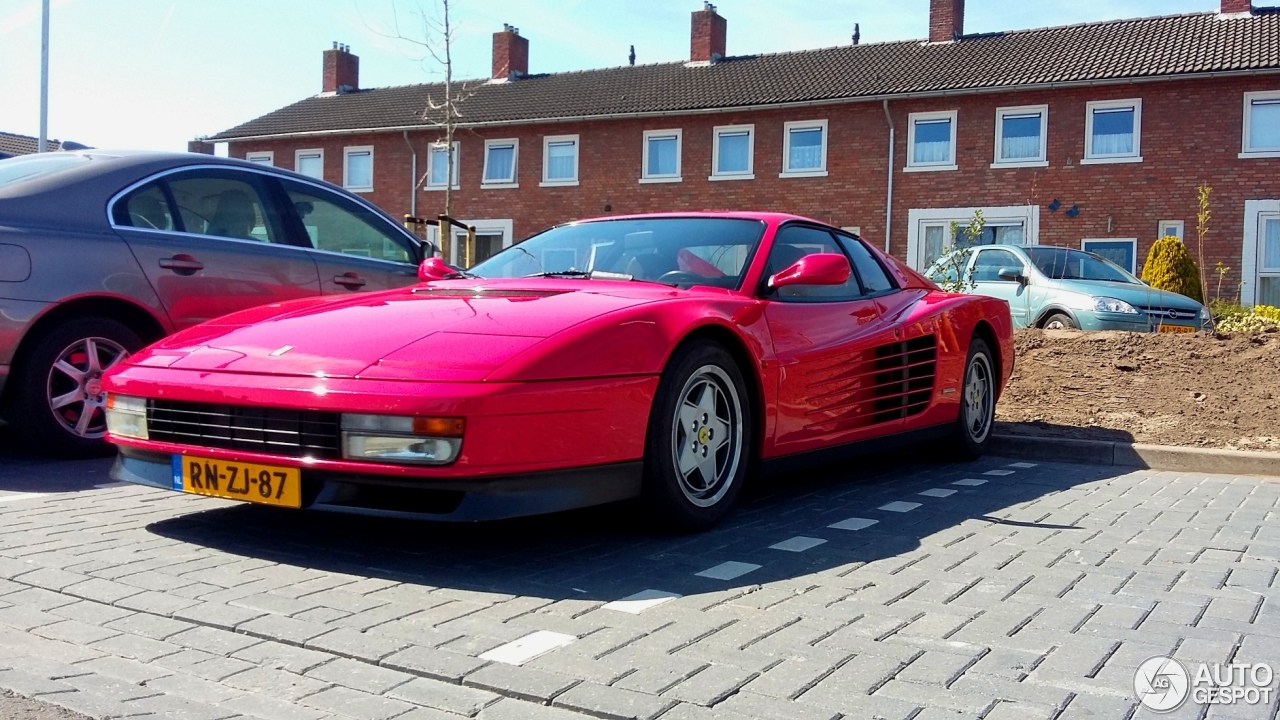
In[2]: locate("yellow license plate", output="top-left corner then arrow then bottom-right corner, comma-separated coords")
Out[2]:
1158,324 -> 1196,334
172,455 -> 301,508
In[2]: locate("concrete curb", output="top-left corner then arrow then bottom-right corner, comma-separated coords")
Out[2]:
991,434 -> 1280,477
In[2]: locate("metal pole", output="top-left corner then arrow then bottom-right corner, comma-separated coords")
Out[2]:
38,0 -> 49,152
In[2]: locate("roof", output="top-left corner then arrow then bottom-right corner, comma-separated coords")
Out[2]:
212,9 -> 1280,141
0,131 -> 90,158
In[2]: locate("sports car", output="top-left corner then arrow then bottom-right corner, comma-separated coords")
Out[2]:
103,212 -> 1014,531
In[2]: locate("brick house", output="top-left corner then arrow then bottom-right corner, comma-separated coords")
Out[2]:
209,0 -> 1280,308
0,131 -> 88,159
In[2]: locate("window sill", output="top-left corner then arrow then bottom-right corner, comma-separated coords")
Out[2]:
539,180 -> 580,187
779,170 -> 829,178
707,173 -> 755,181
902,164 -> 958,173
1080,156 -> 1142,165
1239,150 -> 1280,159
990,160 -> 1049,169
344,186 -> 373,193
481,182 -> 519,190
423,184 -> 460,192
639,176 -> 683,184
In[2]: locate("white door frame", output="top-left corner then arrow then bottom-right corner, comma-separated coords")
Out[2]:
1242,200 -> 1279,307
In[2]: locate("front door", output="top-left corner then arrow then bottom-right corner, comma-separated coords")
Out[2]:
969,247 -> 1031,327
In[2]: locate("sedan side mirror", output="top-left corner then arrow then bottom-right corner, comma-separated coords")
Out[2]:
768,253 -> 851,290
997,266 -> 1028,284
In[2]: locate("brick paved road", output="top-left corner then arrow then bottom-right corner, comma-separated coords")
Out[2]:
0,436 -> 1277,719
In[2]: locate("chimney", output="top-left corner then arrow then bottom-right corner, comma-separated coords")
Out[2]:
1220,0 -> 1253,13
492,24 -> 529,80
322,42 -> 359,94
928,0 -> 965,43
187,139 -> 215,155
690,2 -> 727,64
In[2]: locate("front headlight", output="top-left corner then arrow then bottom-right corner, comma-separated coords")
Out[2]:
1093,297 -> 1140,314
105,394 -> 148,440
340,414 -> 464,465
1200,306 -> 1212,322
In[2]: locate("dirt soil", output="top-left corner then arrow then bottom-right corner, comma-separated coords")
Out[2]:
996,328 -> 1280,450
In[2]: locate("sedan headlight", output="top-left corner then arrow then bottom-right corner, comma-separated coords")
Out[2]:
1093,297 -> 1140,314
340,414 -> 463,465
105,394 -> 148,440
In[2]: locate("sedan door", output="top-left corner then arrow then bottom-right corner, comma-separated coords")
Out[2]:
969,247 -> 1031,327
111,170 -> 321,329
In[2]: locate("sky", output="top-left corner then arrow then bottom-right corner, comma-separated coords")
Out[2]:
0,0 -> 1222,154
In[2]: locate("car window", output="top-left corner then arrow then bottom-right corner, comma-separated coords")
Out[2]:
115,182 -> 176,231
164,172 -> 280,243
839,236 -> 896,294
280,179 -> 414,263
925,248 -> 974,286
1025,246 -> 1139,283
972,248 -> 1025,282
765,225 -> 861,301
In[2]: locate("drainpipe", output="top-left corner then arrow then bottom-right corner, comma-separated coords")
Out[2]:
882,100 -> 894,255
403,131 -> 417,218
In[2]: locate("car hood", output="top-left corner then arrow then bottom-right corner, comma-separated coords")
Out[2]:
129,280 -> 681,381
1044,278 -> 1204,310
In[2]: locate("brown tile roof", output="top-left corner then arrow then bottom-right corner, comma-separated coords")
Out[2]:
211,10 -> 1280,141
0,131 -> 69,157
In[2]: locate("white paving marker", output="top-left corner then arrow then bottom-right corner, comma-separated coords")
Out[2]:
602,589 -> 682,614
479,630 -> 576,665
695,561 -> 761,580
828,517 -> 878,531
919,488 -> 957,498
878,501 -> 922,513
984,469 -> 1016,476
953,478 -> 988,486
1007,462 -> 1038,469
770,536 -> 827,552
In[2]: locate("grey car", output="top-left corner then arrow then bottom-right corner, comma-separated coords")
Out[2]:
0,151 -> 432,457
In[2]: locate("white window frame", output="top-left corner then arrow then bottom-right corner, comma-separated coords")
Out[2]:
425,219 -> 515,268
906,205 -> 1040,270
1081,238 -> 1139,274
1242,200 -> 1280,307
1240,91 -> 1280,159
641,129 -> 683,183
780,119 -> 828,178
245,151 -> 274,166
1157,220 -> 1185,243
709,124 -> 755,181
540,134 -> 579,187
293,149 -> 323,179
905,110 -> 958,172
1083,99 -> 1142,164
482,138 -> 519,189
992,105 -> 1048,168
342,146 -> 374,192
425,142 -> 460,191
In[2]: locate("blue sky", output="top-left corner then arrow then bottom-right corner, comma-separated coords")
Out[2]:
0,0 -> 1219,152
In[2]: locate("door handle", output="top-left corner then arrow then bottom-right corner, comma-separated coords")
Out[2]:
332,272 -> 367,289
159,255 -> 203,275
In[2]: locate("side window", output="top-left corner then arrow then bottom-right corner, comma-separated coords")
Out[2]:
281,179 -> 414,263
840,236 -> 896,294
765,225 -> 861,301
165,172 -> 280,243
972,248 -> 1025,282
115,183 -> 175,231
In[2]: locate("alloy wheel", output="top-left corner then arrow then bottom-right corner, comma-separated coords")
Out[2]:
670,365 -> 744,508
46,336 -> 130,439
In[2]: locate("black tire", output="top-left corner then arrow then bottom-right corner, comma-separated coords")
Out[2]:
1042,312 -> 1077,330
642,340 -> 752,532
8,317 -> 142,458
947,337 -> 997,461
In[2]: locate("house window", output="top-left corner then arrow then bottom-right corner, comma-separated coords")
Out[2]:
541,135 -> 579,186
482,139 -> 518,187
245,151 -> 273,165
993,105 -> 1047,167
425,142 -> 459,190
1260,216 -> 1280,306
1081,239 -> 1138,274
906,111 -> 958,171
781,120 -> 828,177
1158,220 -> 1185,242
641,129 -> 682,182
1242,91 -> 1280,157
343,146 -> 373,191
710,124 -> 754,180
907,205 -> 1040,270
1084,99 -> 1142,163
294,149 -> 323,179
427,219 -> 514,269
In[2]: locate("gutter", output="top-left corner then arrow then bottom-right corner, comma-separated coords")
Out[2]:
209,68 -> 1280,143
403,130 -> 417,217
882,100 -> 894,255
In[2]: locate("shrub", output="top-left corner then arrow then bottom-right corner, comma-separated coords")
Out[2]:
1141,236 -> 1204,304
1256,304 -> 1280,323
1215,304 -> 1280,333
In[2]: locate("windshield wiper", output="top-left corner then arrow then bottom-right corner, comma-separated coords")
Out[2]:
525,270 -> 636,281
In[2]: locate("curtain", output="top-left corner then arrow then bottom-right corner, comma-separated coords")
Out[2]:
428,147 -> 449,186
1260,278 -> 1280,306
994,225 -> 1024,244
1000,114 -> 1041,160
297,155 -> 322,179
485,145 -> 515,182
717,132 -> 750,173
346,152 -> 371,187
1264,219 -> 1280,271
1251,100 -> 1280,151
647,136 -> 677,176
1091,108 -> 1134,155
923,225 -> 945,267
546,141 -> 575,180
913,120 -> 952,164
787,127 -> 823,170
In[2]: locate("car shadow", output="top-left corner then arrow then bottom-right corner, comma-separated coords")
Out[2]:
142,450 -> 1123,602
0,421 -> 116,494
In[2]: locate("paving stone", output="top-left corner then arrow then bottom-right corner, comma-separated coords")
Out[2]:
219,692 -> 332,720
662,663 -> 760,706
552,680 -> 676,720
171,600 -> 268,630
306,656 -> 414,694
222,665 -> 333,701
388,676 -> 502,716
479,697 -> 598,720
383,644 -> 490,683
299,684 -> 417,720
232,639 -> 334,674
0,668 -> 77,697
105,612 -> 197,640
307,626 -> 412,661
715,691 -> 842,720
143,671 -> 246,704
3,586 -> 83,610
90,632 -> 183,663
238,612 -> 333,644
168,625 -> 263,656
110,692 -> 241,720
464,662 -> 580,703
74,654 -> 172,684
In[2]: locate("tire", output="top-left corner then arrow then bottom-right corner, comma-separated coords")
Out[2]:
947,337 -> 997,461
1042,312 -> 1077,330
642,341 -> 752,532
8,317 -> 142,458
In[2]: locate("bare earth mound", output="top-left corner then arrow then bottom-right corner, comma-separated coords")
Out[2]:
996,328 -> 1280,450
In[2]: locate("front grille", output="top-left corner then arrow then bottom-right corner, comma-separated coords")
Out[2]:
147,400 -> 341,459
1140,307 -> 1198,321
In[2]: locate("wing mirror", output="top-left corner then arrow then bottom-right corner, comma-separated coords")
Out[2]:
768,253 -> 851,290
418,256 -> 459,282
998,266 -> 1028,284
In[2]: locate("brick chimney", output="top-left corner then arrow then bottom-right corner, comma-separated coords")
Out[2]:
323,43 -> 359,94
492,24 -> 529,80
929,0 -> 965,42
1220,0 -> 1253,13
690,2 -> 727,64
187,139 -> 214,155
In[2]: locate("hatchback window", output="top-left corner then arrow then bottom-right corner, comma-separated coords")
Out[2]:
165,173 -> 279,243
1026,247 -> 1138,283
971,248 -> 1025,282
0,153 -> 91,187
280,179 -> 414,263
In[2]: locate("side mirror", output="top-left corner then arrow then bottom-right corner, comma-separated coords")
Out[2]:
418,256 -> 458,282
768,253 -> 851,290
997,266 -> 1027,283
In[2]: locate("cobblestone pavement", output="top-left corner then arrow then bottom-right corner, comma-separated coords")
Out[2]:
0,443 -> 1277,720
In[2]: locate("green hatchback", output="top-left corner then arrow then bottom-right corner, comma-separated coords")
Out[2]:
926,245 -> 1211,333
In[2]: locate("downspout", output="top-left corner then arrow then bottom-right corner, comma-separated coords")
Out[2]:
403,130 -> 417,218
882,100 -> 894,255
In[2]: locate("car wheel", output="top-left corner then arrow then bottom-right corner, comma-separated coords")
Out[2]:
947,337 -> 996,461
642,341 -> 751,532
1042,312 -> 1077,330
9,317 -> 142,458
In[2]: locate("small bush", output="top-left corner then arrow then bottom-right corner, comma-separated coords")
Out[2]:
1141,236 -> 1204,304
1256,304 -> 1280,323
1215,304 -> 1280,333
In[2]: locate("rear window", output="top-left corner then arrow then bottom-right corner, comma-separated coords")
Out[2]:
0,154 -> 92,187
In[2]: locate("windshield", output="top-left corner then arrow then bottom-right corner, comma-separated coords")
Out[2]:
469,217 -> 767,289
0,153 -> 92,187
1025,247 -> 1140,283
